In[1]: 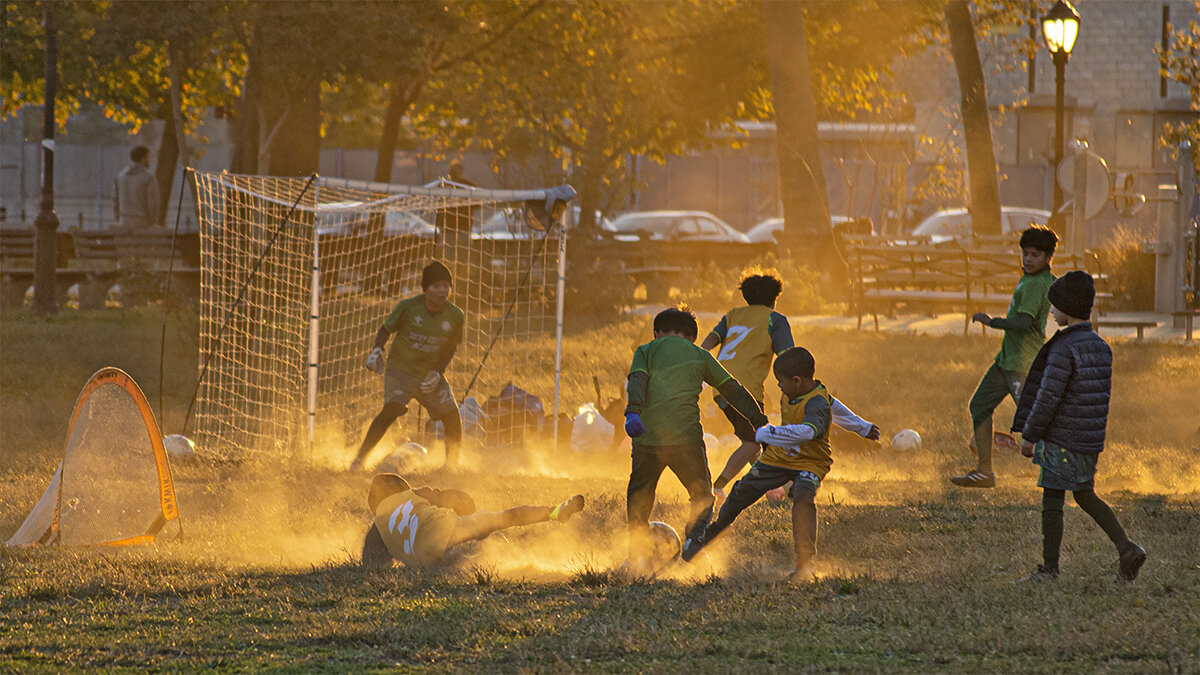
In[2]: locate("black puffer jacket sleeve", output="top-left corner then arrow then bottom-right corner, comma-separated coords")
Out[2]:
1012,323 -> 1112,454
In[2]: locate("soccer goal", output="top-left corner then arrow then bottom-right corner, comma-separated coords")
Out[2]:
189,171 -> 573,462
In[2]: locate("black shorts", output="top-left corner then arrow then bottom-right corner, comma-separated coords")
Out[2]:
718,396 -> 760,444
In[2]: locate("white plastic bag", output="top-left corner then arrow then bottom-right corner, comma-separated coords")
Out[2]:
570,403 -> 616,452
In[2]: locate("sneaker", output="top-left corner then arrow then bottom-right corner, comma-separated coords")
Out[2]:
681,536 -> 705,563
549,494 -> 585,522
950,470 -> 996,488
1015,564 -> 1059,583
1117,543 -> 1146,582
789,562 -> 816,583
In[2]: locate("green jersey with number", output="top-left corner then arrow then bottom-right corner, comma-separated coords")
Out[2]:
995,267 -> 1054,373
628,335 -> 734,446
382,295 -> 465,377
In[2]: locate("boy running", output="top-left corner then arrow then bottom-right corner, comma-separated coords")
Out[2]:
361,473 -> 584,568
624,307 -> 768,571
350,260 -> 465,471
1012,271 -> 1145,582
701,268 -> 879,503
952,225 -> 1058,488
683,347 -> 831,582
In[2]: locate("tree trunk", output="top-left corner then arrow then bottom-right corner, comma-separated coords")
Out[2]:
231,28 -> 260,175
264,77 -> 320,177
946,0 -> 1001,236
374,78 -> 421,184
154,109 -> 178,225
761,0 -> 847,294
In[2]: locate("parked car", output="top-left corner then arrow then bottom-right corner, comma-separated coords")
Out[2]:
745,215 -> 861,244
475,205 -> 616,240
609,210 -> 750,244
910,207 -> 1050,244
315,201 -> 437,238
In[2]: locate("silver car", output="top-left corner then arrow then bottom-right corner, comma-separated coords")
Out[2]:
911,207 -> 1051,244
610,210 -> 750,244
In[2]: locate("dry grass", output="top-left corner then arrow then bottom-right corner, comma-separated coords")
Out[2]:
2,307 -> 1198,671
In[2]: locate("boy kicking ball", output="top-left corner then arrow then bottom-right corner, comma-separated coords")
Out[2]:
361,473 -> 584,569
683,347 -> 833,582
1011,271 -> 1145,583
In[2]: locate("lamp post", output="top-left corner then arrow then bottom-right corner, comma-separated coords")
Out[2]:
32,4 -> 61,314
1041,0 -> 1080,216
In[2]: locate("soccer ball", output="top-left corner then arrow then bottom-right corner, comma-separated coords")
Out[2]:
378,442 -> 429,473
646,520 -> 682,566
891,429 -> 922,452
163,434 -> 195,459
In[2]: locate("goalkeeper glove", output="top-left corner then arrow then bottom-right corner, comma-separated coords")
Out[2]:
419,371 -> 441,393
624,413 -> 645,438
365,347 -> 385,375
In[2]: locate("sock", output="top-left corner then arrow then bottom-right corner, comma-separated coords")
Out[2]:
549,495 -> 584,522
1042,489 -> 1065,570
1073,489 -> 1130,552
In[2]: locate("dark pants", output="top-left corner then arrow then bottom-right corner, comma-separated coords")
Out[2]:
626,441 -> 714,546
705,462 -> 820,564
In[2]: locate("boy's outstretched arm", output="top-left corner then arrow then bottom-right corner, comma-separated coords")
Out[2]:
973,312 -> 1034,331
831,397 -> 880,440
715,379 -> 768,429
755,396 -> 832,447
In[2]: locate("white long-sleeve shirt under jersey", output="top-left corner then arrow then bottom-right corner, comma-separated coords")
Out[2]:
755,397 -> 874,447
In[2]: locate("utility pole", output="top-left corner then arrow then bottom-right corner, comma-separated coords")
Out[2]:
32,4 -> 60,314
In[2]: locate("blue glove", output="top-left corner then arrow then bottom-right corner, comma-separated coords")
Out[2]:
625,412 -> 646,438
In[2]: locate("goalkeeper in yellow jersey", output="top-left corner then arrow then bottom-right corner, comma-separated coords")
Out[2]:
351,261 -> 465,471
361,473 -> 585,569
701,269 -> 880,504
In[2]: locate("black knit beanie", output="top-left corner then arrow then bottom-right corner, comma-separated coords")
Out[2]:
1047,270 -> 1094,320
421,260 -> 452,289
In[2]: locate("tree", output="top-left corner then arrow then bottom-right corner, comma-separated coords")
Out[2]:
762,0 -> 845,291
945,0 -> 1001,236
1159,3 -> 1200,174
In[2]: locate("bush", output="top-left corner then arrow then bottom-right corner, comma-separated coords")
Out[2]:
670,252 -> 830,316
1095,225 -> 1156,311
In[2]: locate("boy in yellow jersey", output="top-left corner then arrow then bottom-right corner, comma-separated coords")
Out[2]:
702,269 -> 880,503
624,307 -> 768,571
361,473 -> 584,568
683,347 -> 831,582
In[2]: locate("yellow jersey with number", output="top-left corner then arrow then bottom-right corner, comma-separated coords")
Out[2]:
374,490 -> 458,566
759,383 -> 833,478
711,305 -> 778,402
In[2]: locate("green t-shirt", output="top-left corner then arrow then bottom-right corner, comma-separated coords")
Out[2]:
995,267 -> 1054,373
382,295 -> 465,377
628,335 -> 733,446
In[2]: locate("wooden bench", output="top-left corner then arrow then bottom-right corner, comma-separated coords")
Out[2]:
1093,319 -> 1158,339
68,229 -> 201,309
845,239 -> 1095,334
1,228 -> 80,309
1171,309 -> 1199,341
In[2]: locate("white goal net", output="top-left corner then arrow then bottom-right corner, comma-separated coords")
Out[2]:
190,171 -> 570,463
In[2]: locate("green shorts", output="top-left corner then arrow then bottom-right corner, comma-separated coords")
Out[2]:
1033,441 -> 1098,491
384,369 -> 458,418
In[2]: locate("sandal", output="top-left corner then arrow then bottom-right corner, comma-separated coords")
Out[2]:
950,470 -> 996,488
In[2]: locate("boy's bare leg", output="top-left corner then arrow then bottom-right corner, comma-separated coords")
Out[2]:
714,442 -> 762,490
791,485 -> 818,581
445,496 -> 583,549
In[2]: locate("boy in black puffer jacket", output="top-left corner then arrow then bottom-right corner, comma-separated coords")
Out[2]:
1011,270 -> 1146,583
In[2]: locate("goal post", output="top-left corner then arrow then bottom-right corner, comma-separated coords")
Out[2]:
190,171 -> 573,463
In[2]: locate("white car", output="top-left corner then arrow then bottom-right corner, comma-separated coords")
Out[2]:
911,207 -> 1051,244
609,210 -> 749,244
746,215 -> 857,244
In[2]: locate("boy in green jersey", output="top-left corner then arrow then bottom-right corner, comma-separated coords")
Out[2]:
624,307 -> 768,569
351,261 -> 466,471
951,226 -> 1058,488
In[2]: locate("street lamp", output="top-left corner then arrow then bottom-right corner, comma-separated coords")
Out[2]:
1041,0 -> 1080,215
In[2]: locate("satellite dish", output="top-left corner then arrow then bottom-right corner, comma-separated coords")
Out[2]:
1057,150 -> 1111,220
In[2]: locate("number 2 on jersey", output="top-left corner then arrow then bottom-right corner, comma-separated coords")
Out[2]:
717,325 -> 753,361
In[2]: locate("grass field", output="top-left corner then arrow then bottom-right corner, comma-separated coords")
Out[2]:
2,307 -> 1198,671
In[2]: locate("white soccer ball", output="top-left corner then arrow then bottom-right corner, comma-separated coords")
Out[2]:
891,429 -> 922,452
163,434 -> 195,459
647,520 -> 682,566
378,441 -> 430,473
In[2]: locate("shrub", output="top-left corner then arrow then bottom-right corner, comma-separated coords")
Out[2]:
670,252 -> 829,316
1095,224 -> 1156,311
